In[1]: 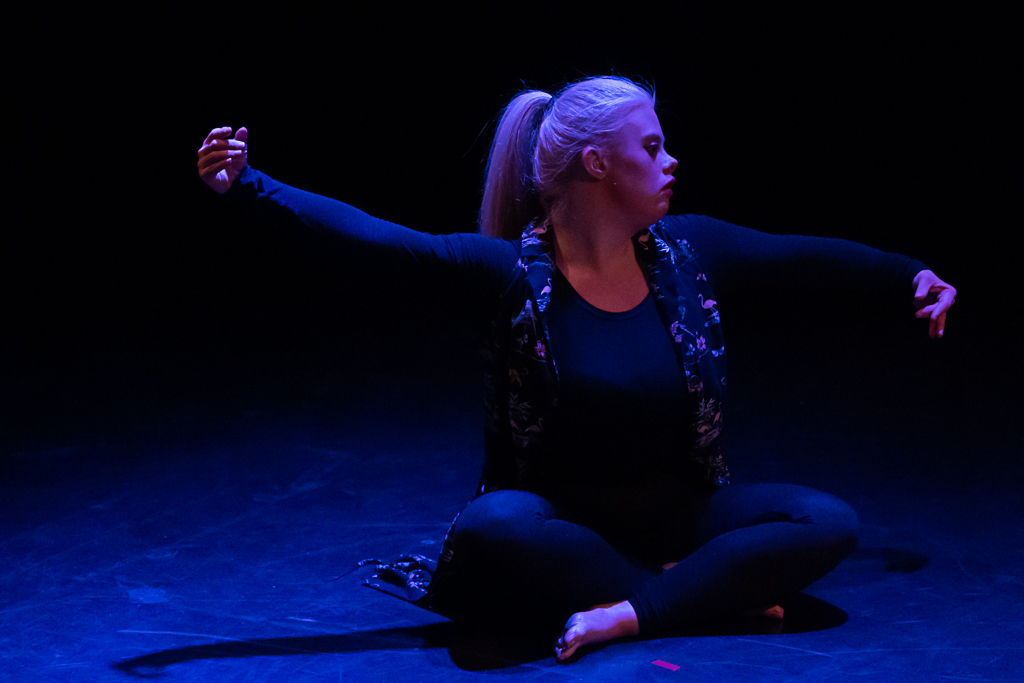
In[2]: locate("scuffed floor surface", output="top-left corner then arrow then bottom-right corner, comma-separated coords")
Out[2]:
3,362 -> 1022,682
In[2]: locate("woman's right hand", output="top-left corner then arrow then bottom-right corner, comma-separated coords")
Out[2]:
197,126 -> 248,194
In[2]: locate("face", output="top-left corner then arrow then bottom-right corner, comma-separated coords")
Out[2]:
604,103 -> 678,225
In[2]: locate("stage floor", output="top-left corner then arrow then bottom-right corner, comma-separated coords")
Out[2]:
3,360 -> 1022,682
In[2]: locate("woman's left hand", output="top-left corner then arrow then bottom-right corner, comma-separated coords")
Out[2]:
912,269 -> 956,339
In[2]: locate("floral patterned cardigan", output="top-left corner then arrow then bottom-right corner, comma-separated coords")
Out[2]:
478,219 -> 732,499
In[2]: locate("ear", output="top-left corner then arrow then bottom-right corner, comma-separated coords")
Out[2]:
580,145 -> 608,180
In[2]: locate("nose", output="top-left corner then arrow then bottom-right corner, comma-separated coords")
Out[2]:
664,151 -> 678,174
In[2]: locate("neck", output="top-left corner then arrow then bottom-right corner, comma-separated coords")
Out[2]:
550,186 -> 638,278
548,185 -> 650,313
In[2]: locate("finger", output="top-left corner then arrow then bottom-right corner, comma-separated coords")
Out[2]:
913,275 -> 933,301
209,138 -> 248,150
198,150 -> 241,174
234,127 -> 248,144
937,310 -> 946,338
929,291 -> 956,316
200,157 -> 233,180
197,148 -> 234,172
202,126 -> 233,147
198,139 -> 247,158
197,140 -> 220,159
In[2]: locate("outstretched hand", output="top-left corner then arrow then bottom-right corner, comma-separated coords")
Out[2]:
197,127 -> 248,194
912,269 -> 956,339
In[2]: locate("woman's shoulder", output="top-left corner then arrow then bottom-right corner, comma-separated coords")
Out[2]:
654,214 -> 729,250
660,213 -> 740,233
659,213 -> 769,250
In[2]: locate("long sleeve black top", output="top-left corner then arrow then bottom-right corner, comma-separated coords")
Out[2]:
226,166 -> 929,533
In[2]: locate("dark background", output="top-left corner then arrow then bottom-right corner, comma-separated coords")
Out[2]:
4,2 -> 1021,456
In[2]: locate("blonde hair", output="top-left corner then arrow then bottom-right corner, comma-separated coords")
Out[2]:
479,76 -> 655,240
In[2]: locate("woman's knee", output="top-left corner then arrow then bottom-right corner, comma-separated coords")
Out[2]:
446,491 -> 563,615
714,483 -> 860,555
452,490 -> 556,547
794,487 -> 860,555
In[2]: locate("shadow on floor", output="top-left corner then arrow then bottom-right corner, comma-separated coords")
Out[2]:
850,546 -> 930,573
111,593 -> 846,676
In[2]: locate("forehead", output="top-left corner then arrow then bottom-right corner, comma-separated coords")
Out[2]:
619,103 -> 663,139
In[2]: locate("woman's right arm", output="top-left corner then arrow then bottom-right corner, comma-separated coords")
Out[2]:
197,126 -> 518,308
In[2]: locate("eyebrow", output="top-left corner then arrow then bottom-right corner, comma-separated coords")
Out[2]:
642,134 -> 664,144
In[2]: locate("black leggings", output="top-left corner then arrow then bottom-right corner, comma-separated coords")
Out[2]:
446,484 -> 858,634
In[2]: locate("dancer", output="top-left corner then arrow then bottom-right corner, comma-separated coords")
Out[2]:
197,76 -> 955,661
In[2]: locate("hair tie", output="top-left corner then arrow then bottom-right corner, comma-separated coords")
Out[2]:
542,92 -> 556,117
526,96 -> 548,142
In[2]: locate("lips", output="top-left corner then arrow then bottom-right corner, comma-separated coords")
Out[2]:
662,178 -> 676,192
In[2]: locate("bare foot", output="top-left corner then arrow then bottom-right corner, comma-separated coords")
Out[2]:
554,600 -> 639,661
742,604 -> 785,620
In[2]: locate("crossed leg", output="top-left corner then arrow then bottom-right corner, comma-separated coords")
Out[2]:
446,484 -> 859,661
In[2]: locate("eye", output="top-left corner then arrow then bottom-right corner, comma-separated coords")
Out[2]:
647,144 -> 659,158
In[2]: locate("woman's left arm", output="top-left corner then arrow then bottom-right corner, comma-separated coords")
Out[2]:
912,269 -> 957,339
674,214 -> 957,339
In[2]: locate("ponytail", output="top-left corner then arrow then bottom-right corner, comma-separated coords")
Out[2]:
478,90 -> 551,241
479,77 -> 655,241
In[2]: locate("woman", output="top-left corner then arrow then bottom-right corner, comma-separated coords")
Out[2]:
197,76 -> 956,661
